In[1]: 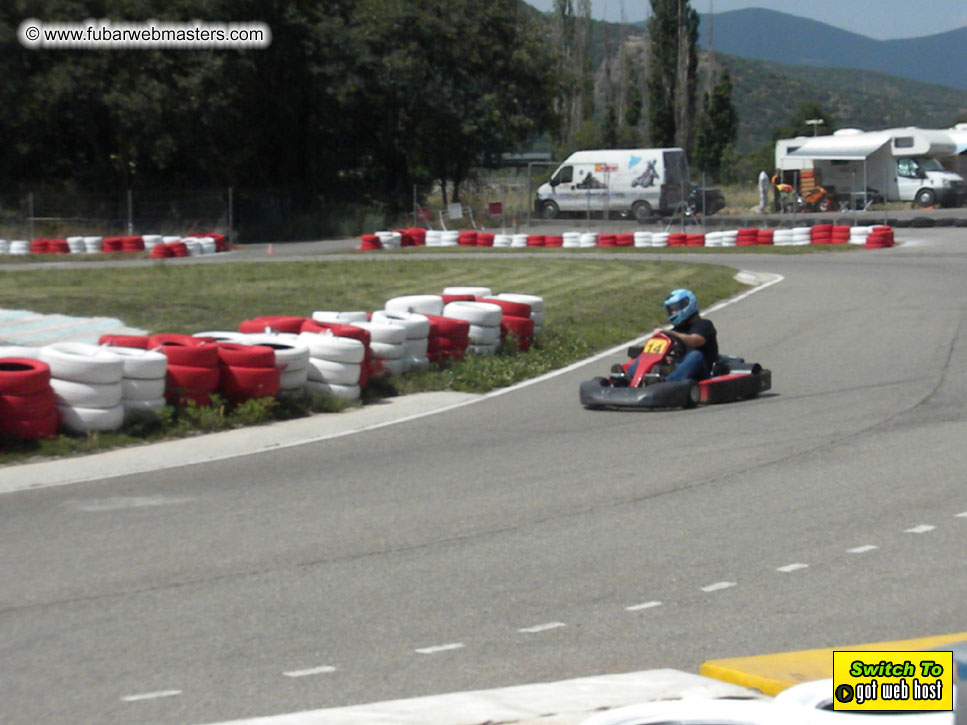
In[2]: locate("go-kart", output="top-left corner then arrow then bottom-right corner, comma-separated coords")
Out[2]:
579,331 -> 771,410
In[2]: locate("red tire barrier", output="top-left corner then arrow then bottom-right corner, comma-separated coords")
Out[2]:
832,225 -> 851,244
526,235 -> 546,247
866,227 -> 895,248
1,409 -> 59,440
98,334 -> 151,349
668,233 -> 687,247
439,294 -> 475,306
0,358 -> 51,395
218,364 -> 280,401
757,229 -> 774,245
457,231 -> 477,247
406,227 -> 427,246
686,233 -> 705,247
0,387 -> 57,417
393,229 -> 415,247
48,239 -> 70,254
500,315 -> 535,351
615,233 -> 634,247
301,320 -> 372,346
103,237 -> 124,253
424,314 -> 470,337
476,233 -> 495,247
30,239 -> 49,254
810,224 -> 833,245
737,228 -> 759,246
169,241 -> 189,257
151,243 -> 174,258
149,334 -> 220,367
239,316 -> 307,334
121,236 -> 144,252
165,363 -> 220,405
359,234 -> 382,251
597,234 -> 616,247
216,343 -> 276,368
545,235 -> 564,247
477,297 -> 530,319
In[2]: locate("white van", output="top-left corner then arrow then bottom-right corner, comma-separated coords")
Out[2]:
534,148 -> 688,222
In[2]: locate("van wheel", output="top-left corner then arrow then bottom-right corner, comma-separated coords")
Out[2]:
915,189 -> 935,207
540,201 -> 559,220
632,201 -> 653,223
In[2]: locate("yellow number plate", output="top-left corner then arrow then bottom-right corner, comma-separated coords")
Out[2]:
643,337 -> 669,355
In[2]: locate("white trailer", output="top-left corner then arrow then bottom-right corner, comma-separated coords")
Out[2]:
776,128 -> 965,207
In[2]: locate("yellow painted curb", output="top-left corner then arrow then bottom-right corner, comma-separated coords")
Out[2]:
700,633 -> 967,696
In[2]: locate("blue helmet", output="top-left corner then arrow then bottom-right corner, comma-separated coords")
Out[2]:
664,289 -> 698,326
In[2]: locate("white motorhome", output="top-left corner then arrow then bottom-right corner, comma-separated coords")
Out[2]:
775,127 -> 965,208
534,148 -> 688,222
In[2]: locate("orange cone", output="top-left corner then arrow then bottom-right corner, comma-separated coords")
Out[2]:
267,244 -> 274,255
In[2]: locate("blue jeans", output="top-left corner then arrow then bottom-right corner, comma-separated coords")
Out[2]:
665,349 -> 710,382
625,349 -> 709,382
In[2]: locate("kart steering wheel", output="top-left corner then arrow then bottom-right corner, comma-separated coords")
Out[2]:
666,334 -> 686,361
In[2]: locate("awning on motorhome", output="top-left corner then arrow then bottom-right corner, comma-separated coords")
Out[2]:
786,133 -> 891,161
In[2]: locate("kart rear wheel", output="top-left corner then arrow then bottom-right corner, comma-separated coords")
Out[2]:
684,382 -> 700,408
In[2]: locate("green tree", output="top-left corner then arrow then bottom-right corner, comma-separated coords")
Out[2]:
693,69 -> 739,179
772,102 -> 836,141
647,0 -> 698,150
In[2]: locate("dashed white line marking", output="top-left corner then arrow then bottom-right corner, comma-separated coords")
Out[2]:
518,622 -> 566,633
121,690 -> 181,702
283,666 -> 336,678
905,525 -> 935,534
415,643 -> 464,655
625,601 -> 663,612
776,563 -> 808,573
701,581 -> 736,593
847,545 -> 878,554
955,512 -> 967,518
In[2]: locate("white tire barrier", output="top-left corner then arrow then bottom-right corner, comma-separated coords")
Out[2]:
123,397 -> 166,414
371,311 -> 431,339
563,232 -> 581,248
369,341 -> 405,360
467,324 -> 500,345
243,334 -> 310,391
296,333 -> 365,364
511,233 -> 528,248
651,232 -> 669,247
493,234 -> 512,248
441,231 -> 459,247
850,226 -> 872,245
384,294 -> 444,316
193,330 -> 250,342
442,301 -> 503,327
83,236 -> 103,253
633,232 -> 652,247
425,230 -> 442,247
306,358 -> 361,385
9,240 -> 29,255
50,378 -> 124,408
705,231 -> 722,248
121,376 -> 167,401
773,229 -> 794,246
104,346 -> 168,380
305,380 -> 361,402
721,230 -> 738,247
443,286 -> 492,298
352,320 -> 407,344
40,343 -> 124,384
311,310 -> 368,324
57,403 -> 125,433
792,226 -> 812,245
66,236 -> 85,253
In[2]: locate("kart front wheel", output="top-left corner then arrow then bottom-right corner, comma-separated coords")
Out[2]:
684,382 -> 700,408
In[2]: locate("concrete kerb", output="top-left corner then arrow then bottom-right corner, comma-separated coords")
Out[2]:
0,270 -> 783,495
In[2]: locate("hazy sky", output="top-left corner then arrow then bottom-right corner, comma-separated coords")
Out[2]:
523,0 -> 967,40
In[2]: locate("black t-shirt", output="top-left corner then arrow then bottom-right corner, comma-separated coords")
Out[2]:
673,316 -> 718,368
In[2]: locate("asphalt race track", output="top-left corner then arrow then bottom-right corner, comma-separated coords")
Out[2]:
3,227 -> 967,724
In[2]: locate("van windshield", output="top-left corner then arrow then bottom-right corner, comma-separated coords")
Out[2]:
915,157 -> 944,172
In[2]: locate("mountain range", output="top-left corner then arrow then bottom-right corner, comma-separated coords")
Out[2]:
697,8 -> 967,90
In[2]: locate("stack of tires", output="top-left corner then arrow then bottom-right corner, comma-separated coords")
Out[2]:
810,224 -> 833,245
633,231 -> 652,248
441,231 -> 459,247
359,234 -> 382,250
351,320 -> 407,375
616,233 -> 634,247
442,301 -> 502,355
597,234 -> 616,247
476,233 -> 495,248
243,334 -> 310,396
479,296 -> 534,352
425,230 -> 442,247
705,231 -> 723,247
580,233 -> 598,248
720,230 -> 738,247
849,226 -> 871,245
298,331 -> 365,401
495,293 -> 545,337
385,294 -> 444,317
545,235 -> 564,247
493,234 -> 512,248
216,343 -> 280,403
526,235 -> 545,247
39,343 -> 125,433
791,227 -> 812,246
668,233 -> 687,247
756,229 -> 775,245
149,334 -> 221,407
301,319 -> 374,387
425,315 -> 470,363
511,234 -> 528,248
371,311 -> 431,371
109,347 -> 169,416
866,226 -> 895,248
563,232 -> 581,248
457,231 -> 477,247
0,357 -> 59,440
98,333 -> 151,349
406,228 -> 427,246
686,233 -> 705,247
831,225 -> 852,244
238,315 -> 306,335
9,240 -> 29,255
773,229 -> 794,246
737,228 -> 759,246
651,232 -> 669,247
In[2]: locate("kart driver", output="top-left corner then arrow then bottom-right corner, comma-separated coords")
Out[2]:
618,288 -> 718,383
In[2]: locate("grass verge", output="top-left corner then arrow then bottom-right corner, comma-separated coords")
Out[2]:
0,257 -> 746,463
